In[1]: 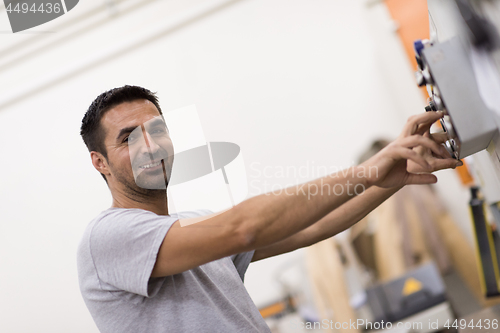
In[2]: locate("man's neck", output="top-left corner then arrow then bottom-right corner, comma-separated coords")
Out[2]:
111,187 -> 169,216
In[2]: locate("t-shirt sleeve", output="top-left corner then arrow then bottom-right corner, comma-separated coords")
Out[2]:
231,251 -> 255,282
89,209 -> 177,297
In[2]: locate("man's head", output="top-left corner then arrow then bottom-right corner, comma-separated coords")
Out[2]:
81,85 -> 174,196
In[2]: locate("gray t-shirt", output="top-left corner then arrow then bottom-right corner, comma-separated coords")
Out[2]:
77,208 -> 270,333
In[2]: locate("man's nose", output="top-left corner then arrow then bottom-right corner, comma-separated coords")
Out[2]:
141,129 -> 160,154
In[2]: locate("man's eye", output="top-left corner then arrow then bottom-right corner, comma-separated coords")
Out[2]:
124,134 -> 138,143
151,127 -> 167,135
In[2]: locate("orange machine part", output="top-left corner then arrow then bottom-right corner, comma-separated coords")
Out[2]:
456,159 -> 475,186
259,301 -> 286,318
384,0 -> 429,97
384,0 -> 429,71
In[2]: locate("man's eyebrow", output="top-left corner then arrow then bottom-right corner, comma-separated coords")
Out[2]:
116,126 -> 139,141
115,119 -> 167,141
147,118 -> 167,129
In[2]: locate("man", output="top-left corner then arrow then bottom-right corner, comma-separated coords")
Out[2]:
77,85 -> 461,332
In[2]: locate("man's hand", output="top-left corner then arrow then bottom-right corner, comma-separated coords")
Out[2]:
360,111 -> 461,188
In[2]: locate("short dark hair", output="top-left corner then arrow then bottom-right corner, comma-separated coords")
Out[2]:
80,85 -> 163,180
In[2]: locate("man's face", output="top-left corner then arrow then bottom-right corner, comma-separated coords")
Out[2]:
101,100 -> 174,193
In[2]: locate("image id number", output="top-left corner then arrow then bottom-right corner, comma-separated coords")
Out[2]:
6,2 -> 62,14
445,318 -> 499,330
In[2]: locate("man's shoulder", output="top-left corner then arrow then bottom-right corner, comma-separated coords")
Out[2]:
92,207 -> 213,221
84,208 -> 213,236
78,207 -> 213,252
76,207 -> 216,275
93,207 -> 154,224
171,209 -> 213,219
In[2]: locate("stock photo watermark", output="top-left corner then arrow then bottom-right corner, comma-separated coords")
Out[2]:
291,318 -> 499,331
3,0 -> 80,33
249,161 -> 378,199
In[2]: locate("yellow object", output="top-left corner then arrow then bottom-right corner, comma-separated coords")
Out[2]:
402,277 -> 423,296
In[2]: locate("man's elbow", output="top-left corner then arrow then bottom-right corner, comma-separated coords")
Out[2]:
238,227 -> 256,250
229,206 -> 257,251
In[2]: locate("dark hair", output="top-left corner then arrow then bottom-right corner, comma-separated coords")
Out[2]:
80,85 -> 163,180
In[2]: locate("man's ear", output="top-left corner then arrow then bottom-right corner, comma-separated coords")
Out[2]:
91,151 -> 111,178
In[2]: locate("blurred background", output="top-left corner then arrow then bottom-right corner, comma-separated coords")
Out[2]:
0,0 -> 487,332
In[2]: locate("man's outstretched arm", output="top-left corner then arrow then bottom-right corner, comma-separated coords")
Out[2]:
152,164 -> 372,277
152,111 -> 459,277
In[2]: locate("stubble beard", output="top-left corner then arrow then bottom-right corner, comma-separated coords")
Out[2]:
111,161 -> 169,203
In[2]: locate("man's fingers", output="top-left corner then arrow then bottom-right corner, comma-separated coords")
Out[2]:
416,118 -> 443,136
401,111 -> 444,137
430,157 -> 462,171
390,146 -> 430,170
430,132 -> 448,144
415,122 -> 433,136
399,135 -> 449,158
405,173 -> 438,185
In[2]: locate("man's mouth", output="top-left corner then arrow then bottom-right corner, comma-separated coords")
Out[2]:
139,160 -> 162,169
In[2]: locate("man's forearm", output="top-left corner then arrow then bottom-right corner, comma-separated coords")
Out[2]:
305,184 -> 402,243
234,166 -> 370,249
251,185 -> 402,261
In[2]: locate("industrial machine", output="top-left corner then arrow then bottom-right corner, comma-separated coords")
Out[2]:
415,0 -> 500,297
